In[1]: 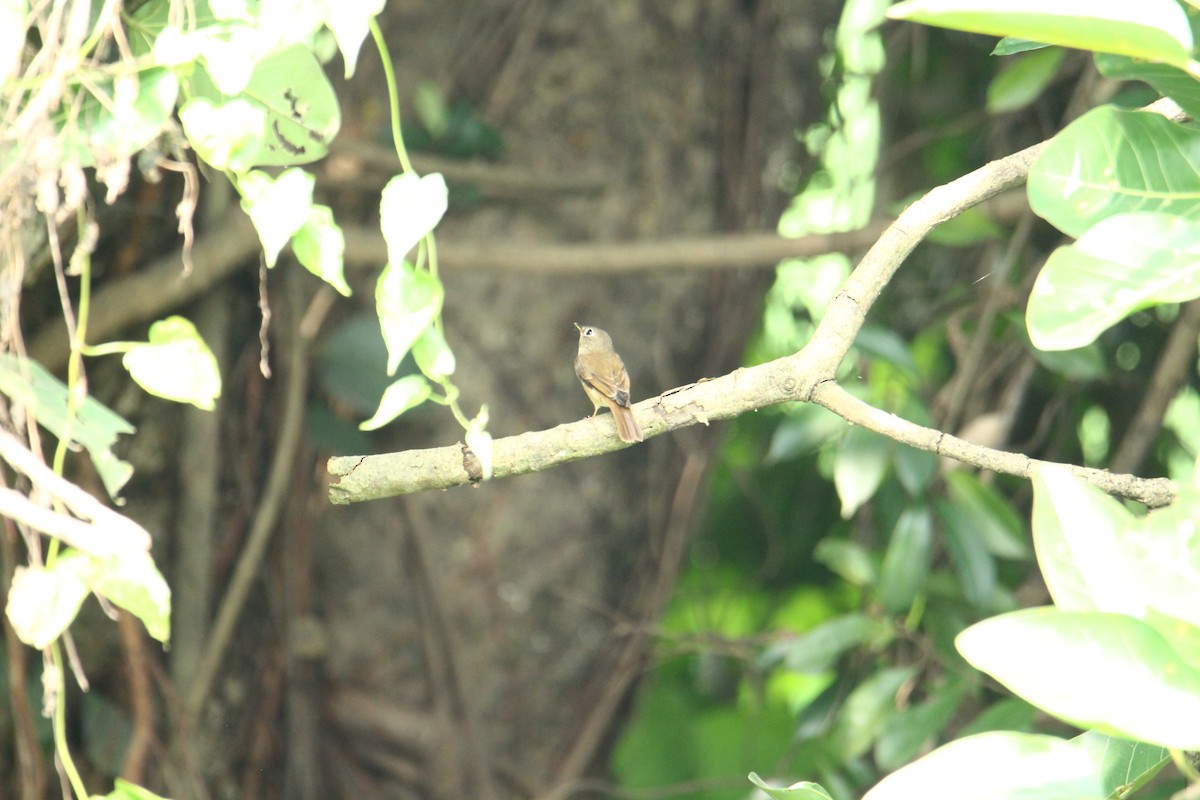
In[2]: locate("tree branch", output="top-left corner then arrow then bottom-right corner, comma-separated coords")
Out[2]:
330,103 -> 1185,507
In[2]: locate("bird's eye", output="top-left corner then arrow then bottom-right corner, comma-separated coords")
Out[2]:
585,328 -> 594,336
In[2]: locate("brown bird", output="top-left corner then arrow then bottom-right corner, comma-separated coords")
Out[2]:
573,323 -> 644,443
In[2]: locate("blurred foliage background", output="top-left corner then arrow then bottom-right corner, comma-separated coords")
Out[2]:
608,1 -> 1194,798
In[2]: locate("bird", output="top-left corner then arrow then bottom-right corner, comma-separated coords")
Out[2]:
573,323 -> 644,443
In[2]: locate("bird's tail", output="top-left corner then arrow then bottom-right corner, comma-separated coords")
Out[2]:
613,405 -> 644,443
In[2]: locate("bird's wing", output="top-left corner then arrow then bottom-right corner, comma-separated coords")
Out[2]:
577,363 -> 631,407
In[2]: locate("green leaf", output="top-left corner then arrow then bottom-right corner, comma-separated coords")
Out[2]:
1072,732 -> 1169,800
1031,465 -> 1142,615
122,317 -> 222,411
958,608 -> 1200,749
412,325 -> 456,381
179,97 -> 267,173
924,205 -> 1004,246
1028,107 -> 1200,239
59,68 -> 180,170
944,471 -> 1030,560
292,204 -> 350,295
748,774 -> 834,800
238,168 -> 315,267
5,558 -> 91,648
184,45 -> 340,168
957,697 -> 1039,737
878,505 -> 933,614
886,0 -> 1192,67
987,48 -> 1065,114
379,172 -> 449,266
1125,487 -> 1200,630
359,374 -> 432,430
1027,212 -> 1200,350
829,666 -> 918,761
893,398 -> 938,494
84,551 -> 171,643
765,406 -> 846,463
863,732 -> 1104,800
834,425 -> 889,518
760,613 -> 893,674
937,497 -> 997,609
1096,53 -> 1200,121
375,261 -> 444,376
0,355 -> 135,499
814,538 -> 877,587
100,777 -> 172,800
875,680 -> 969,771
992,38 -> 1053,55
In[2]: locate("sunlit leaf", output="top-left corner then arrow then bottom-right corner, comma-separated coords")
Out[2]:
380,172 -> 448,265
325,0 -> 385,77
1027,212 -> 1200,350
1031,465 -> 1143,615
1073,731 -> 1169,799
1028,107 -> 1200,239
360,374 -> 432,430
238,168 -> 314,267
887,0 -> 1191,67
292,204 -> 350,295
748,774 -> 834,800
412,325 -> 455,380
864,732 -> 1103,800
6,558 -> 90,648
958,608 -> 1200,748
122,317 -> 221,410
375,260 -> 443,375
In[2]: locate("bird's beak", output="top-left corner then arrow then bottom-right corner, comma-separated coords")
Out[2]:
573,322 -> 582,333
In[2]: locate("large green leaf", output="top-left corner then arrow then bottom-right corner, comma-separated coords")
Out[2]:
183,45 -> 340,170
1027,212 -> 1200,350
1124,487 -> 1200,630
1072,732 -> 1169,800
958,608 -> 1200,749
887,0 -> 1192,67
1030,466 -> 1138,614
863,732 -> 1104,800
1027,107 -> 1200,239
